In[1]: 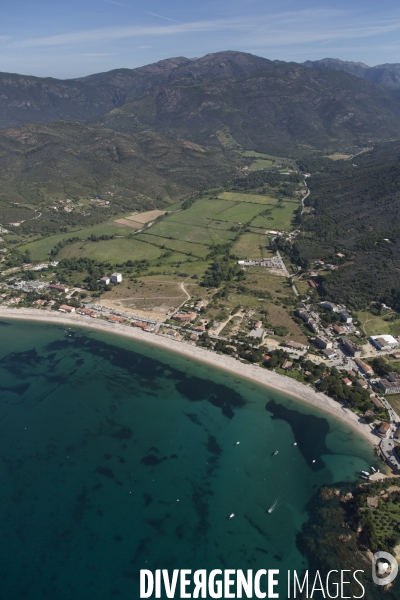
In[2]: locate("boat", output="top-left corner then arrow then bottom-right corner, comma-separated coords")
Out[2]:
293,442 -> 297,446
272,450 -> 279,456
235,442 -> 240,445
268,499 -> 278,514
371,466 -> 377,473
229,513 -> 235,519
360,474 -> 370,480
361,470 -> 370,477
312,460 -> 316,463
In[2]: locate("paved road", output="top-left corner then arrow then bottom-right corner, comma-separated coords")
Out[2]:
380,399 -> 400,472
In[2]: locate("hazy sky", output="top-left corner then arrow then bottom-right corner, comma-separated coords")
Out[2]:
1,0 -> 400,78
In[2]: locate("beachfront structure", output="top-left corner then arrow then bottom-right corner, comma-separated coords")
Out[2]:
110,273 -> 122,283
173,312 -> 196,323
339,310 -> 352,323
369,335 -> 398,351
378,422 -> 390,438
341,337 -> 361,357
58,304 -> 75,313
108,315 -> 124,323
371,396 -> 384,410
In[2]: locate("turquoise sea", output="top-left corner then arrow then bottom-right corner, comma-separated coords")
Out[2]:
0,319 -> 378,599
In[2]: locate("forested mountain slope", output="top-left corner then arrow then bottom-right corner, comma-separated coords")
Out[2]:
304,58 -> 400,89
294,144 -> 400,309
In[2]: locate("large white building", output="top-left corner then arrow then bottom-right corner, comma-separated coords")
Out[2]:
369,335 -> 398,351
110,272 -> 123,283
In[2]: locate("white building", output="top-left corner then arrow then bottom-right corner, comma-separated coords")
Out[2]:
339,310 -> 352,323
110,273 -> 122,283
99,277 -> 111,285
369,335 -> 398,351
320,301 -> 338,312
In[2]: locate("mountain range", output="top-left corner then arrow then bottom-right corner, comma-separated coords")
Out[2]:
1,51 -> 400,156
303,58 -> 400,89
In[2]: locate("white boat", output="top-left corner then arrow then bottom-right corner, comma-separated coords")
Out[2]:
371,466 -> 377,473
312,460 -> 316,463
272,450 -> 279,456
268,499 -> 278,514
235,442 -> 240,445
360,474 -> 370,480
229,513 -> 235,519
361,470 -> 370,477
293,442 -> 297,446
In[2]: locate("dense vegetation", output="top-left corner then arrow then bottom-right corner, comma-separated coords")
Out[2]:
294,142 -> 400,309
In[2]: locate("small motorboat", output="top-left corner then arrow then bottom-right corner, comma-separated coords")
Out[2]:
268,498 -> 278,514
293,442 -> 297,446
312,460 -> 316,463
371,466 -> 377,473
361,470 -> 370,478
235,442 -> 240,445
272,450 -> 279,456
229,513 -> 235,519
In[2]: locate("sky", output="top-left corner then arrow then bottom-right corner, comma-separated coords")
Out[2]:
1,0 -> 400,79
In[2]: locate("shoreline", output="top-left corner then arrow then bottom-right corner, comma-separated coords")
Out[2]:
0,307 -> 379,448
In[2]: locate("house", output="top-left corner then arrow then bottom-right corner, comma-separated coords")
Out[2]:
377,422 -> 390,438
391,351 -> 400,359
342,337 -> 361,357
110,272 -> 122,283
35,299 -> 46,306
195,325 -> 206,332
371,396 -> 384,410
263,355 -> 271,363
10,297 -> 21,304
189,334 -> 199,342
339,310 -> 352,323
314,336 -> 332,349
173,312 -> 196,323
354,358 -> 374,375
342,378 -> 352,386
282,360 -> 293,370
332,325 -> 344,335
194,300 -> 205,311
255,320 -> 263,329
134,322 -> 150,331
308,279 -> 318,289
49,284 -> 69,293
356,379 -> 368,389
99,277 -> 110,285
108,315 -> 124,323
58,304 -> 75,313
285,340 -> 304,351
369,335 -> 398,351
165,330 -> 176,338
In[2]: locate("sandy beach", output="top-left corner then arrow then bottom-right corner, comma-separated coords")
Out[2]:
0,307 -> 378,447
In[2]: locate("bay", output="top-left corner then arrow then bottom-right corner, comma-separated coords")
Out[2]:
0,319 -> 375,599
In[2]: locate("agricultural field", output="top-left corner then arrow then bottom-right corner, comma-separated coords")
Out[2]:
232,233 -> 271,259
57,237 -> 167,262
249,159 -> 273,170
218,191 -> 276,204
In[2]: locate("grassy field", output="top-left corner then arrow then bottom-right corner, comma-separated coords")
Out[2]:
232,233 -> 270,258
356,311 -> 400,336
136,233 -> 210,258
386,393 -> 400,414
249,159 -> 273,170
251,201 -> 299,231
19,221 -> 137,260
218,191 -> 275,204
58,237 -> 167,262
215,202 -> 267,223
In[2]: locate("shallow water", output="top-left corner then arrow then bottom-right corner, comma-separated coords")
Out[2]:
0,319 -> 376,599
